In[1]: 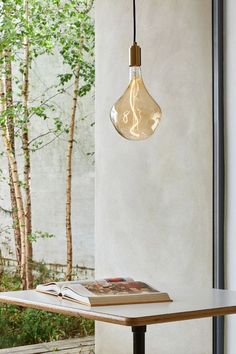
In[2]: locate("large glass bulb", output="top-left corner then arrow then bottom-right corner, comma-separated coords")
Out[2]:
110,66 -> 162,141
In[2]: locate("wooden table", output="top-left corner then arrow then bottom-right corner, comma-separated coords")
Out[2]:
1,289 -> 236,354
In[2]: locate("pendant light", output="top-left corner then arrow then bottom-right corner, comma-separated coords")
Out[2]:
110,0 -> 162,141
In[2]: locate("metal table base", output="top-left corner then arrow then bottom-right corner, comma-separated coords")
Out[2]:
132,326 -> 146,354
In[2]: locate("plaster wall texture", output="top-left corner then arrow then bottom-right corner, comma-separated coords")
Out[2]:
0,53 -> 95,269
95,0 -> 212,353
225,0 -> 236,353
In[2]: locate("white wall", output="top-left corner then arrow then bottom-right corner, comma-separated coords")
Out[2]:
225,0 -> 236,353
95,1 -> 212,353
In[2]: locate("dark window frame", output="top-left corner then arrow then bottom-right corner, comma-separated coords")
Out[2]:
212,0 -> 225,353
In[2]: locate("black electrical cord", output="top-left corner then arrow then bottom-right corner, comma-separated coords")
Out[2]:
133,0 -> 136,43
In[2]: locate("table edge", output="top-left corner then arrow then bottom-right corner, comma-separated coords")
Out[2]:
1,295 -> 236,327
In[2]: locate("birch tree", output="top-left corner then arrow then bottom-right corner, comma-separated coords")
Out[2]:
0,0 -> 95,286
4,50 -> 21,268
57,0 -> 95,280
0,0 -> 62,288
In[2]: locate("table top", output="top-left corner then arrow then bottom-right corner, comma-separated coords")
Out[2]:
0,289 -> 236,326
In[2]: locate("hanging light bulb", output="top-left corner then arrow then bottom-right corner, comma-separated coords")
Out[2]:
110,0 -> 162,141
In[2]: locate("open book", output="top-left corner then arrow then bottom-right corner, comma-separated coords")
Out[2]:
36,277 -> 172,307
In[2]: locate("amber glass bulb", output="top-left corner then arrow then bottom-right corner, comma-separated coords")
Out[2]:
110,66 -> 162,141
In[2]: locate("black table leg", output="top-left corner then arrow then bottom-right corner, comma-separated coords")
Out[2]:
132,326 -> 147,354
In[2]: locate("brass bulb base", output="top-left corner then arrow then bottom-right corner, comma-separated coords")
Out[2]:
129,42 -> 141,67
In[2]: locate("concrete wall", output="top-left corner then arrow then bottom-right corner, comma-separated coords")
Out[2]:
30,55 -> 95,268
225,0 -> 236,353
0,52 -> 95,269
95,1 -> 212,353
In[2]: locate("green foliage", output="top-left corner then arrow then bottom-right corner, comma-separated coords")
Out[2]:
0,272 -> 22,292
55,0 -> 95,96
0,272 -> 94,349
28,230 -> 55,243
0,0 -> 95,293
0,0 -> 95,151
0,305 -> 94,348
32,261 -> 56,286
0,224 -> 14,257
0,0 -> 95,282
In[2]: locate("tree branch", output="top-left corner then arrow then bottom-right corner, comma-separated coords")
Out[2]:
0,206 -> 12,216
31,131 -> 63,152
28,130 -> 53,146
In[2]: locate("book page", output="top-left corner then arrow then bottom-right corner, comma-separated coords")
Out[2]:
61,278 -> 135,298
36,280 -> 83,295
78,280 -> 159,297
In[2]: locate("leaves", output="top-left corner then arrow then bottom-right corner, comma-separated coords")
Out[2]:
0,273 -> 94,348
57,73 -> 73,86
56,1 -> 95,89
0,0 -> 94,144
28,230 -> 55,242
0,0 -> 95,290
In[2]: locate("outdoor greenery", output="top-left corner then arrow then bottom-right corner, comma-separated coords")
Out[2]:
0,0 -> 95,288
0,0 -> 95,349
0,270 -> 94,349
